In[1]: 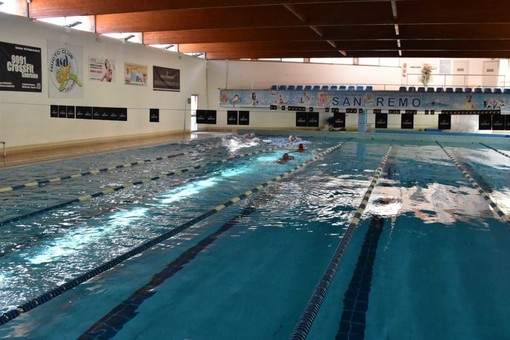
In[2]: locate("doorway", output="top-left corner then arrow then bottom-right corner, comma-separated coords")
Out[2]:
190,95 -> 198,132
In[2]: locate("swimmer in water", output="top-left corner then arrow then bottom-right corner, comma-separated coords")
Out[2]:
276,152 -> 294,164
297,143 -> 305,152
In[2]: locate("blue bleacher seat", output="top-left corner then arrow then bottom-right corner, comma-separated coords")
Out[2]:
271,85 -> 277,90
399,86 -> 407,92
427,87 -> 435,92
445,87 -> 453,93
348,85 -> 355,91
278,85 -> 287,90
304,85 -> 312,91
436,87 -> 444,92
494,88 -> 502,93
339,85 -> 347,91
408,87 -> 416,92
455,88 -> 463,93
330,85 -> 338,90
474,88 -> 482,93
484,88 -> 492,93
464,88 -> 472,93
504,88 -> 510,94
356,86 -> 364,91
287,85 -> 295,90
365,86 -> 373,91
296,85 -> 303,91
417,87 -> 425,92
313,85 -> 321,90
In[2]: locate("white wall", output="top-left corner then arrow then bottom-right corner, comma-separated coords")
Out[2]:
0,13 -> 207,149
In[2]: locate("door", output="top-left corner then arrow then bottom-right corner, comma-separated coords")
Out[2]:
190,95 -> 198,132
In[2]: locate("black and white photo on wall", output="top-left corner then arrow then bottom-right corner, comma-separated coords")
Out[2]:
239,110 -> 250,125
150,108 -> 160,123
438,114 -> 451,130
227,110 -> 238,125
401,113 -> 414,129
375,113 -> 388,129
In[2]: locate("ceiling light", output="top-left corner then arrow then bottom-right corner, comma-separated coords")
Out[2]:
65,21 -> 82,28
123,34 -> 135,43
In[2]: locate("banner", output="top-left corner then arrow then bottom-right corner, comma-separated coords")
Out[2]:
239,110 -> 250,125
0,41 -> 41,92
375,113 -> 388,128
89,57 -> 115,82
153,66 -> 180,91
479,115 -> 492,130
401,113 -> 414,129
124,62 -> 147,86
219,89 -> 509,113
227,110 -> 238,125
48,41 -> 83,98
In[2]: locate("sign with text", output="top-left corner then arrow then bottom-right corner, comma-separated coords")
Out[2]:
153,66 -> 180,91
0,41 -> 41,92
48,41 -> 83,98
438,114 -> 451,130
375,113 -> 388,128
239,110 -> 250,125
401,113 -> 414,129
227,110 -> 238,125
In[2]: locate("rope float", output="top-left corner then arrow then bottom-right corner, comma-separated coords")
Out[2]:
437,142 -> 509,224
479,142 -> 510,159
0,143 -> 294,227
0,141 -> 346,326
290,145 -> 392,340
0,143 -> 223,193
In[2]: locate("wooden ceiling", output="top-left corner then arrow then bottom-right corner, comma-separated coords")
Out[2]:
28,0 -> 510,60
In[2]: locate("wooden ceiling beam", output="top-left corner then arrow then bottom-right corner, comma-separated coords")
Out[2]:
401,40 -> 510,50
402,50 -> 510,58
143,25 -> 397,45
178,41 -> 337,53
399,24 -> 510,40
205,50 -> 400,59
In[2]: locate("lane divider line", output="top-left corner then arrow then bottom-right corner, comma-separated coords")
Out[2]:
437,142 -> 509,223
480,143 -> 510,159
0,141 -> 347,326
0,141 -> 285,194
0,143 -> 295,227
290,145 -> 392,340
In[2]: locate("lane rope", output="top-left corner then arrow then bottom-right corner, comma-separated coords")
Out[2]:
0,141 -> 283,193
437,142 -> 509,224
479,143 -> 510,159
0,141 -> 347,326
0,143 -> 295,227
290,145 -> 392,340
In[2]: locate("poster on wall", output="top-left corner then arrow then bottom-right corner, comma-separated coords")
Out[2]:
124,62 -> 147,86
89,57 -> 115,82
0,41 -> 42,92
296,112 -> 307,127
48,41 -> 83,98
239,110 -> 250,125
196,109 -> 207,124
307,112 -> 319,127
150,108 -> 159,122
492,114 -> 505,130
375,113 -> 388,128
401,113 -> 414,129
479,115 -> 492,130
227,110 -> 238,125
438,114 -> 451,130
153,66 -> 180,91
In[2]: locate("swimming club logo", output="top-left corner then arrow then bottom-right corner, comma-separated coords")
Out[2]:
49,47 -> 82,93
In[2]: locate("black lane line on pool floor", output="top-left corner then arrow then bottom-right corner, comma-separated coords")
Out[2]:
0,142 -> 345,326
290,146 -> 392,340
335,216 -> 385,340
79,205 -> 257,340
436,141 -> 509,224
480,143 -> 510,159
0,143 -> 294,227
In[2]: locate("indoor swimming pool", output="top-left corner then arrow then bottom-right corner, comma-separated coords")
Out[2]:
0,133 -> 509,339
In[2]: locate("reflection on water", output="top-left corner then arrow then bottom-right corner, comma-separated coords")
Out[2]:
368,181 -> 499,224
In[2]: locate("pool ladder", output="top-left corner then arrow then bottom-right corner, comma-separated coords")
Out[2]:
0,141 -> 5,157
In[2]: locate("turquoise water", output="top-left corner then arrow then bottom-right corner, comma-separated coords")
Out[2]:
0,135 -> 508,339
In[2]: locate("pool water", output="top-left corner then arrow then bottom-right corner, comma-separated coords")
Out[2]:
0,134 -> 509,339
